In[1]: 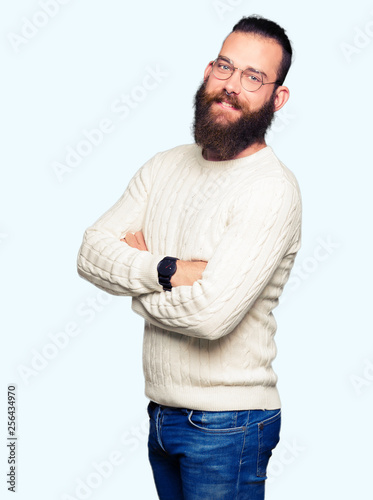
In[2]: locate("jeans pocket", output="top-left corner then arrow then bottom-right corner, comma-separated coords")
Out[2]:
256,409 -> 281,478
188,410 -> 245,434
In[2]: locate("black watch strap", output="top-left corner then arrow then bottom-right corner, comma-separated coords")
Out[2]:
157,257 -> 179,291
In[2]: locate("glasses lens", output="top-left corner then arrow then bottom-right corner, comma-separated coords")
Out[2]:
241,69 -> 263,91
212,58 -> 233,80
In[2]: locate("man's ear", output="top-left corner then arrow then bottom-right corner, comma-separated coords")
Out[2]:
273,86 -> 290,112
204,61 -> 214,81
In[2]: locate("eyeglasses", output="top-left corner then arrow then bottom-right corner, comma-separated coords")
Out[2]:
211,56 -> 281,92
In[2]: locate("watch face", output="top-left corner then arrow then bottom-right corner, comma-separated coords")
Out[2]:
158,257 -> 177,277
157,257 -> 178,291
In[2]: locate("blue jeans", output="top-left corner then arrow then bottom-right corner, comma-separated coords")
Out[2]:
147,401 -> 281,500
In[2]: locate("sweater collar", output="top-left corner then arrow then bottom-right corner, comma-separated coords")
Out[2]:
193,144 -> 274,171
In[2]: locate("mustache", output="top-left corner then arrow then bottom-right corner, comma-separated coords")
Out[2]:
202,89 -> 243,111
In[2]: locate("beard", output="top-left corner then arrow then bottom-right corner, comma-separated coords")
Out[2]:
193,80 -> 276,160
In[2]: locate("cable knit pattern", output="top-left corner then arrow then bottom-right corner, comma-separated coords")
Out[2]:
77,144 -> 302,411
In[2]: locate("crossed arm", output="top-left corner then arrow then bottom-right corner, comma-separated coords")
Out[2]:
77,155 -> 300,340
121,231 -> 207,287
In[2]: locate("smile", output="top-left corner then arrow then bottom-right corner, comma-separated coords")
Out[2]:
217,100 -> 240,111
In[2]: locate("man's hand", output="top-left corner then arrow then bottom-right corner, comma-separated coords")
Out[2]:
121,231 -> 148,251
171,260 -> 207,287
121,231 -> 207,287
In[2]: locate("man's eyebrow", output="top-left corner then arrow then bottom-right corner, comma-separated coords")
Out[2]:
218,54 -> 269,79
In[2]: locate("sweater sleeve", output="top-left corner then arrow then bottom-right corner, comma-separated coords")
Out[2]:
77,155 -> 164,296
131,176 -> 302,339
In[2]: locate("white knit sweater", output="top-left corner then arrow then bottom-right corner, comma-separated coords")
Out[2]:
77,144 -> 302,411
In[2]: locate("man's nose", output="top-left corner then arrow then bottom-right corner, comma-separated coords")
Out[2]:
223,69 -> 242,95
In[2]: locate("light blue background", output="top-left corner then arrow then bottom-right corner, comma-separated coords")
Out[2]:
1,0 -> 372,498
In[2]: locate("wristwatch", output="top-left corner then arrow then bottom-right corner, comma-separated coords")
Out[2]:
157,256 -> 179,291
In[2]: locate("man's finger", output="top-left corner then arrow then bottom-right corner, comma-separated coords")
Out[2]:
122,233 -> 136,248
134,231 -> 148,251
120,232 -> 148,251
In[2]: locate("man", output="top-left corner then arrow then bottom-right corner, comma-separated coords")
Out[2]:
77,15 -> 301,500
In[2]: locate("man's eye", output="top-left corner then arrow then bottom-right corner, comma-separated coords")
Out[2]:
218,63 -> 231,71
243,72 -> 261,83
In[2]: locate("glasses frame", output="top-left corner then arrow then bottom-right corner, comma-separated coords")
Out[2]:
211,56 -> 281,92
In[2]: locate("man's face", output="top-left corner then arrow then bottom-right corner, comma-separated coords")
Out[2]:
193,32 -> 286,160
